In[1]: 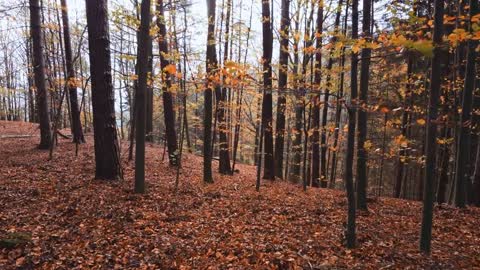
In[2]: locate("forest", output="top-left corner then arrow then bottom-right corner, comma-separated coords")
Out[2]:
0,0 -> 480,268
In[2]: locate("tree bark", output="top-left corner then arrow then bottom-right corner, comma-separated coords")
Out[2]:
344,0 -> 358,249
134,0 -> 151,193
454,0 -> 478,208
274,0 -> 290,179
311,3 -> 323,187
356,0 -> 372,210
204,0 -> 216,183
157,0 -> 179,166
261,0 -> 275,180
420,0 -> 444,254
60,0 -> 84,143
85,0 -> 123,180
29,0 -> 52,149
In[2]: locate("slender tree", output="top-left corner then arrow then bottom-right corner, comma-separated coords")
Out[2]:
60,0 -> 84,143
204,0 -> 216,183
218,0 -> 233,174
344,0 -> 359,249
454,0 -> 478,208
134,0 -> 151,193
274,0 -> 290,179
85,0 -> 123,180
261,0 -> 275,180
311,2 -> 323,187
420,0 -> 444,253
29,0 -> 52,149
356,0 -> 372,210
157,0 -> 179,166
320,0 -> 344,188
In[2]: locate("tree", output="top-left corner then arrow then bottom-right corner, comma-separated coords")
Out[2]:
311,1 -> 323,187
454,0 -> 478,208
60,0 -> 84,144
274,0 -> 290,179
356,0 -> 372,210
420,0 -> 444,253
261,0 -> 275,180
217,0 -> 232,175
29,0 -> 52,149
85,0 -> 123,180
344,0 -> 359,249
320,0 -> 344,188
134,0 -> 151,193
157,0 -> 178,166
204,0 -> 216,183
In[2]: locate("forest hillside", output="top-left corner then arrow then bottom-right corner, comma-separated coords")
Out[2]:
1,121 -> 479,269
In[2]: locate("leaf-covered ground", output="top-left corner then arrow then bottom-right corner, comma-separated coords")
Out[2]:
1,121 -> 479,269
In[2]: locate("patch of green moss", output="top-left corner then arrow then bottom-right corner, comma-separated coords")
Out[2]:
0,232 -> 31,249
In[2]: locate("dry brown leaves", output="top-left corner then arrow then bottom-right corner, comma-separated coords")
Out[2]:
0,121 -> 479,269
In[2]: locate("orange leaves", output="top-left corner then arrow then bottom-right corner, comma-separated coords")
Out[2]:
163,64 -> 177,75
416,118 -> 426,126
448,28 -> 469,47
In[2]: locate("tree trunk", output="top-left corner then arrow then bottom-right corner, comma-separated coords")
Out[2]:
85,0 -> 123,180
157,0 -> 179,166
344,0 -> 359,249
218,0 -> 232,174
134,0 -> 151,193
261,0 -> 275,180
60,0 -> 84,143
454,0 -> 478,208
29,0 -> 52,149
420,0 -> 444,254
274,0 -> 290,179
321,0 -> 344,188
356,0 -> 372,210
204,0 -> 216,183
311,3 -> 323,187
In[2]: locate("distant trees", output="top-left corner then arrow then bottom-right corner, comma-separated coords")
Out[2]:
0,0 -> 475,252
85,0 -> 122,180
29,0 -> 52,149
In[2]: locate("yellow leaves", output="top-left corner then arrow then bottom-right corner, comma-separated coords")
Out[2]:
364,140 -> 373,151
448,28 -> 469,47
394,135 -> 408,148
416,118 -> 426,126
163,64 -> 177,75
472,29 -> 480,41
411,39 -> 433,57
437,137 -> 454,145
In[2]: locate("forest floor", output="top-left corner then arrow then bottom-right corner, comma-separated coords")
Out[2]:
0,121 -> 479,269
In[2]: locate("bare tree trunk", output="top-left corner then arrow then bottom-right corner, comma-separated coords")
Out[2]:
29,0 -> 52,149
60,0 -> 84,143
157,0 -> 179,166
204,0 -> 217,183
85,0 -> 123,180
344,0 -> 359,249
261,0 -> 275,180
274,0 -> 290,179
420,0 -> 444,254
